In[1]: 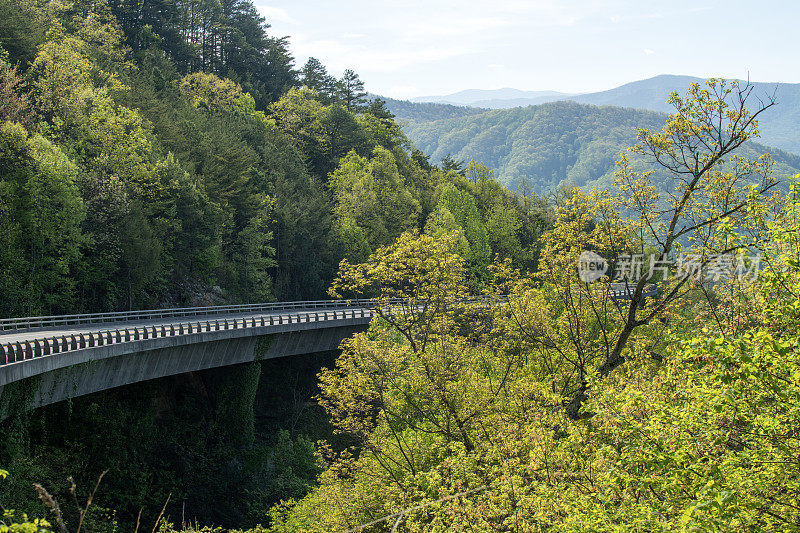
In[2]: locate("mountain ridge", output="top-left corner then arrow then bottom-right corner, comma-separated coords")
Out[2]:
411,87 -> 575,106
386,74 -> 800,155
396,99 -> 800,195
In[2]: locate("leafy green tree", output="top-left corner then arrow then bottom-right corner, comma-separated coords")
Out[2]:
332,217 -> 371,264
30,33 -> 157,198
179,71 -> 251,112
0,122 -> 85,317
356,112 -> 406,154
329,147 -> 420,247
268,87 -> 327,172
437,183 -> 491,269
464,158 -> 493,184
524,79 -> 780,418
485,202 -> 521,259
597,80 -> 777,378
424,204 -> 471,259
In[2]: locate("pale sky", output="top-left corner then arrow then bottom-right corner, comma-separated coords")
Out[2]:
252,0 -> 800,99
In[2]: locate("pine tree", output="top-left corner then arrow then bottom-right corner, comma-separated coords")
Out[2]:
337,69 -> 367,111
440,153 -> 465,175
366,97 -> 394,123
300,57 -> 337,102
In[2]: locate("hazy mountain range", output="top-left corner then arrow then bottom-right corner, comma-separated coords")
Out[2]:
401,100 -> 800,194
412,88 -> 576,109
390,75 -> 800,155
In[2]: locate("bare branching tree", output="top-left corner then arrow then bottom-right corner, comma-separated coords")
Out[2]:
527,79 -> 779,419
601,79 -> 778,376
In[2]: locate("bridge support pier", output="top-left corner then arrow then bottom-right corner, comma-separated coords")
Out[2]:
209,361 -> 262,448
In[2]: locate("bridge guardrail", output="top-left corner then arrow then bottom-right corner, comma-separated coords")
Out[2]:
0,308 -> 376,366
0,299 -> 387,332
604,284 -> 658,301
0,297 -> 505,366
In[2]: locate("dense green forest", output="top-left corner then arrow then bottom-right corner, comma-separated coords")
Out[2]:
381,96 -> 485,124
1,1 -> 800,532
0,0 -> 546,319
267,80 -> 800,532
0,0 -> 550,529
401,100 -> 800,193
399,74 -> 800,154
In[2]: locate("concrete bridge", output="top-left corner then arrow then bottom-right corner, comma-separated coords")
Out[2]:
0,300 -> 379,416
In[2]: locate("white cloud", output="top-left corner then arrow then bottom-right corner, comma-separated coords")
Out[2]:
290,31 -> 474,75
643,48 -> 655,55
402,16 -> 515,39
610,12 -> 663,24
256,5 -> 296,24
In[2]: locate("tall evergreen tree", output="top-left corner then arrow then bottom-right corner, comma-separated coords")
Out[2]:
366,97 -> 394,121
440,153 -> 466,175
300,57 -> 337,102
107,0 -> 297,108
337,69 -> 367,111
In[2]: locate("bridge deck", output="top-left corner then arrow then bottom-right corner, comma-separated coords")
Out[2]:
0,307 -> 353,346
0,300 -> 384,367
0,302 -> 380,414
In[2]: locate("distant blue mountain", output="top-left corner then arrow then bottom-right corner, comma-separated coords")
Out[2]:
412,88 -> 575,107
392,75 -> 800,155
569,75 -> 800,154
399,100 -> 800,195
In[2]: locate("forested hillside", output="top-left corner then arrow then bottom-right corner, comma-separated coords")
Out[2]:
381,95 -> 485,124
2,1 -> 800,532
404,75 -> 800,154
0,4 -> 553,526
402,100 -> 800,193
0,0 -> 546,320
571,74 -> 800,154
